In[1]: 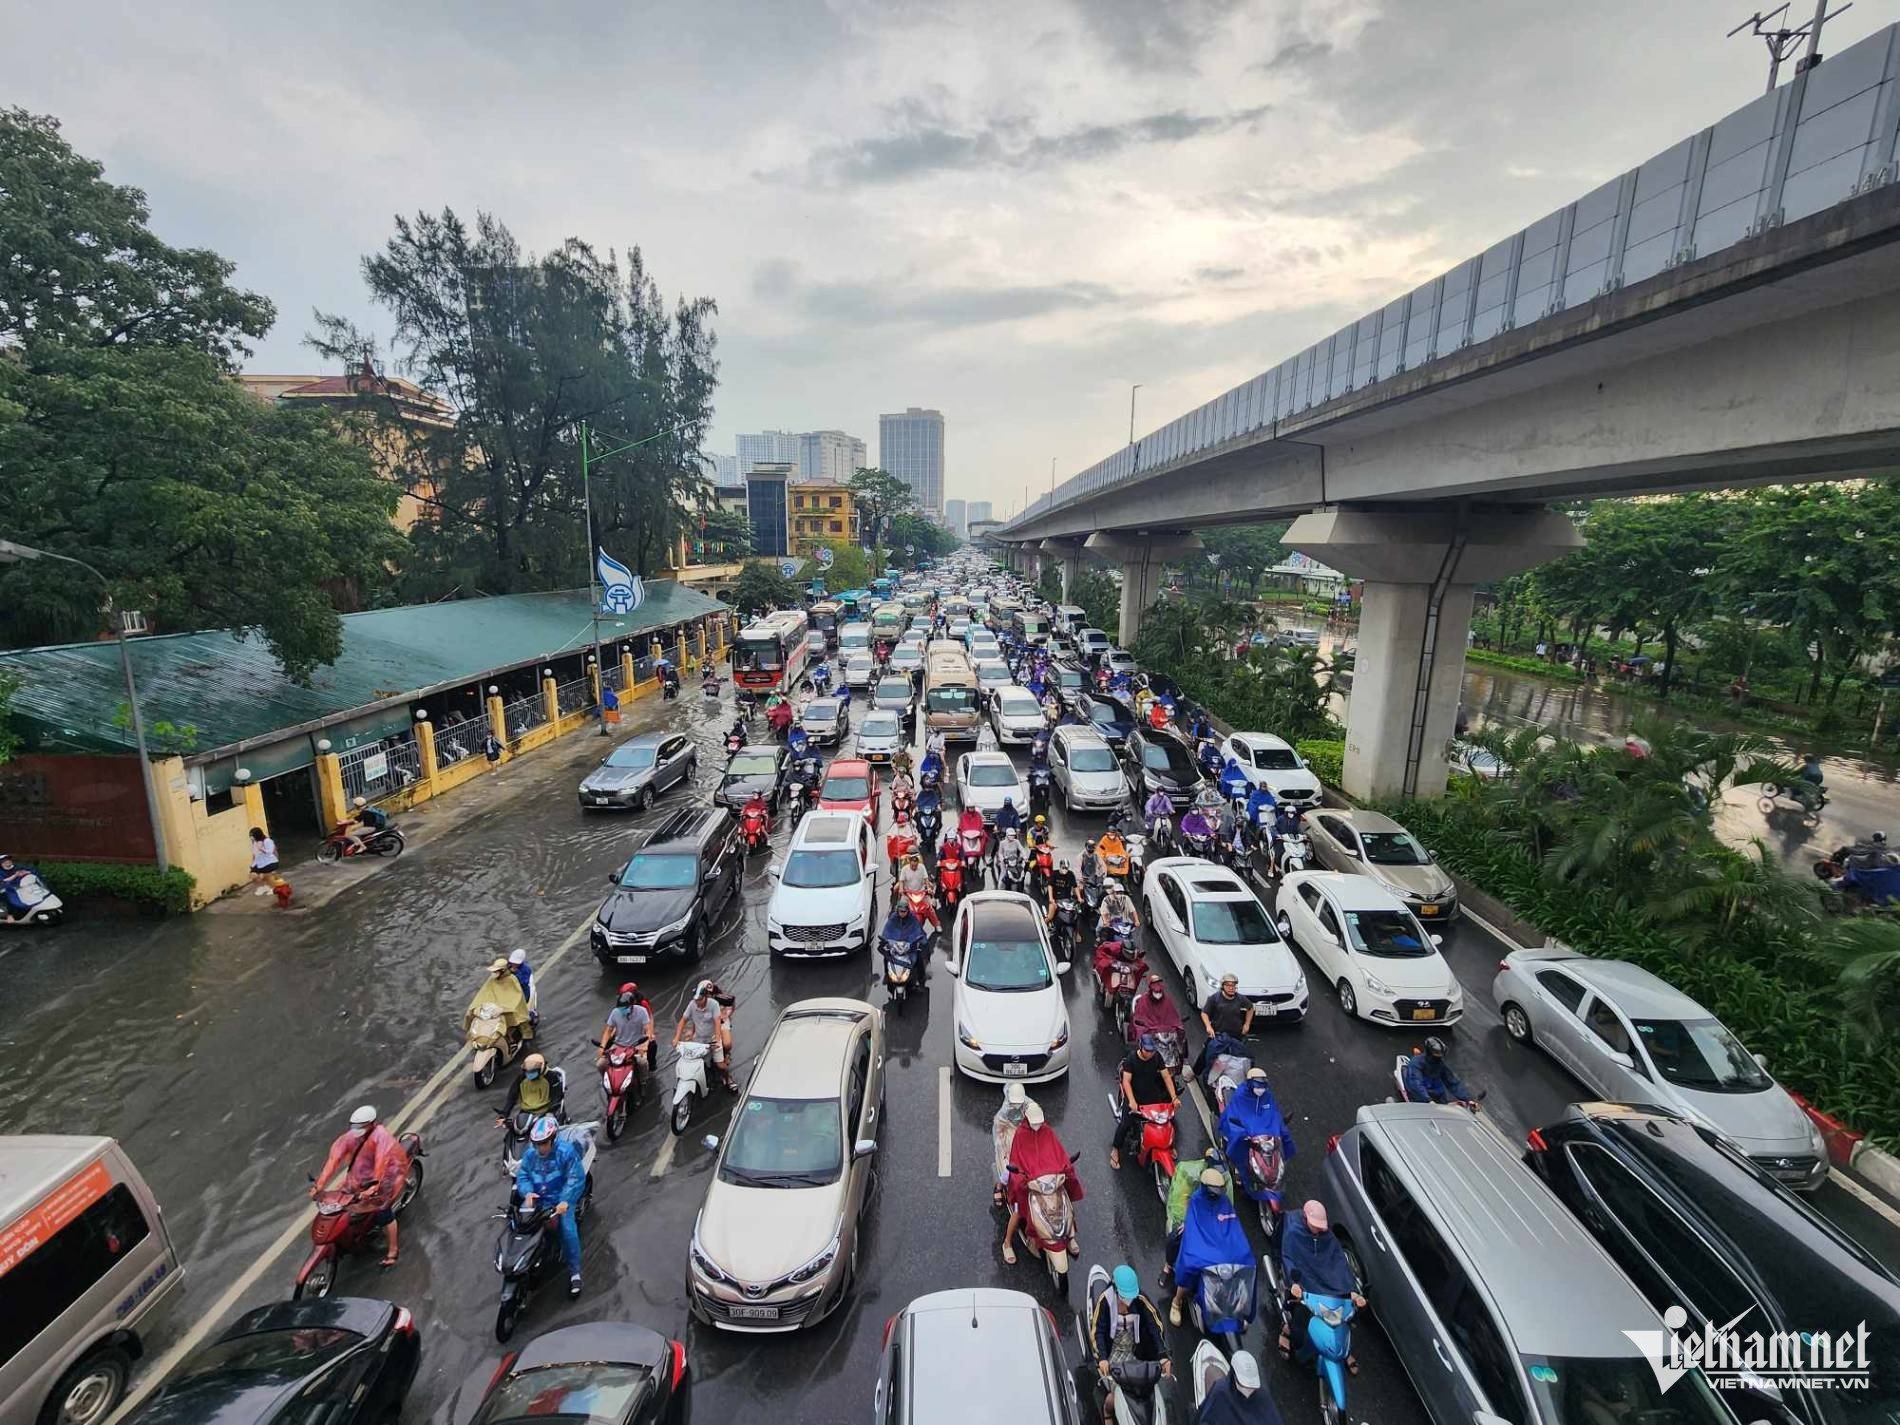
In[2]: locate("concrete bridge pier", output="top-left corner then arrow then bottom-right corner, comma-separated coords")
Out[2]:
1039,538 -> 1086,601
1084,530 -> 1203,647
1284,506 -> 1581,801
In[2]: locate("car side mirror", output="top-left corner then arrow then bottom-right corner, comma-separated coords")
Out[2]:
1475,1413 -> 1515,1425
701,1134 -> 721,1153
945,960 -> 960,977
1753,1051 -> 1769,1070
1603,1047 -> 1635,1070
1276,914 -> 1292,936
767,862 -> 781,878
609,864 -> 626,884
1430,934 -> 1444,948
1055,960 -> 1072,976
853,1138 -> 878,1160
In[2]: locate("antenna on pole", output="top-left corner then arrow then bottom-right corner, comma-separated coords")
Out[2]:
1729,1 -> 1851,93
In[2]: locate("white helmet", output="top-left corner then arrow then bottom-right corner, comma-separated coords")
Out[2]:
507,948 -> 527,965
349,1104 -> 377,1126
353,796 -> 368,808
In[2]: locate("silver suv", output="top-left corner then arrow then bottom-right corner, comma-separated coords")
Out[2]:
1325,1104 -> 1741,1425
874,1289 -> 1080,1425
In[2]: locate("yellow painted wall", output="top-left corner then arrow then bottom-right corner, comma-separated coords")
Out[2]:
153,757 -> 269,908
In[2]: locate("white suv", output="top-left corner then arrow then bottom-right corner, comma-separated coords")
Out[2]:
1221,731 -> 1322,809
767,812 -> 877,958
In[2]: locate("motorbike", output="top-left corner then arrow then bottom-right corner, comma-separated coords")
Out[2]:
957,825 -> 988,889
1191,1258 -> 1258,1357
997,849 -> 1028,894
669,1039 -> 716,1135
1028,765 -> 1054,819
1145,815 -> 1177,859
1050,894 -> 1083,966
1017,1170 -> 1078,1295
1232,1130 -> 1288,1240
740,803 -> 772,854
317,821 -> 406,863
1260,1250 -> 1359,1425
917,792 -> 944,850
938,854 -> 966,911
1084,1265 -> 1175,1425
1203,1035 -> 1252,1115
594,1041 -> 645,1141
881,936 -> 926,1014
468,984 -> 537,1090
1178,816 -> 1219,864
0,871 -> 64,927
724,729 -> 746,756
1139,1025 -> 1187,1072
1028,841 -> 1054,896
660,670 -> 680,701
1267,830 -> 1310,879
293,1132 -> 425,1299
891,784 -> 916,821
1391,1053 -> 1486,1111
1080,865 -> 1106,913
1108,1096 -> 1179,1204
784,778 -> 812,824
493,1123 -> 597,1342
500,1071 -> 569,1174
1094,932 -> 1146,1035
1759,779 -> 1827,818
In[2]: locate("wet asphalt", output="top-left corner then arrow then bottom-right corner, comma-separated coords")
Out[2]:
4,680 -> 1898,1425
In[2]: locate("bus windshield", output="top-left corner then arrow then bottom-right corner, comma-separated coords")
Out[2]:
734,637 -> 783,671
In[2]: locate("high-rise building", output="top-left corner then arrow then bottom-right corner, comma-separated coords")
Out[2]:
744,463 -> 793,558
736,430 -> 801,472
704,452 -> 741,484
968,500 -> 992,526
879,407 -> 944,517
944,499 -> 967,538
799,430 -> 866,485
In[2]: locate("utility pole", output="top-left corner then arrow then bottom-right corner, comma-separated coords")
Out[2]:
1128,383 -> 1143,445
1729,2 -> 1850,92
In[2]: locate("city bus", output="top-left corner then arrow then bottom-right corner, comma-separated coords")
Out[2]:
809,599 -> 842,649
838,590 -> 868,621
871,576 -> 893,600
870,602 -> 909,640
923,641 -> 983,742
733,609 -> 815,693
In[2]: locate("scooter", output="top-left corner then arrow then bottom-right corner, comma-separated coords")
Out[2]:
1050,894 -> 1084,967
891,784 -> 916,821
1232,1131 -> 1288,1240
1390,1054 -> 1486,1111
1108,1096 -> 1179,1203
938,853 -> 966,911
1191,1258 -> 1257,1357
880,936 -> 926,1015
0,872 -> 64,927
317,821 -> 406,863
1189,1342 -> 1228,1421
1084,1264 -> 1175,1425
1274,831 -> 1311,877
917,792 -> 944,850
740,803 -> 772,854
1139,1025 -> 1187,1072
784,778 -> 812,824
670,1040 -> 714,1135
292,1132 -> 425,1300
493,1123 -> 597,1342
468,983 -> 537,1090
1094,933 -> 1146,1034
1016,1169 -> 1078,1296
595,1040 -> 645,1141
1028,765 -> 1054,819
660,670 -> 680,701
957,824 -> 988,890
500,1071 -> 569,1174
1203,1035 -> 1252,1115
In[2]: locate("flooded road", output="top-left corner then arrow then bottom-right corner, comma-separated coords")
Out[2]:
4,680 -> 1896,1425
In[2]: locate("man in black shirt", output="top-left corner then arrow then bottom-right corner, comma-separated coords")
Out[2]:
1193,973 -> 1255,1077
1110,1036 -> 1178,1170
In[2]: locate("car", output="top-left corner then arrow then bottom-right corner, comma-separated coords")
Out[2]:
1123,726 -> 1205,808
800,696 -> 848,747
1492,949 -> 1830,1190
592,806 -> 741,966
844,652 -> 878,688
974,658 -> 1015,696
818,758 -> 881,827
874,1289 -> 1081,1425
1046,660 -> 1091,713
890,644 -> 925,679
1219,732 -> 1322,810
1327,1103 -> 1735,1425
714,743 -> 791,812
1076,693 -> 1136,748
1047,725 -> 1128,812
1529,1105 -> 1900,1425
1075,628 -> 1111,659
948,892 -> 1072,1083
948,619 -> 972,641
688,998 -> 884,1330
969,635 -> 1002,662
1304,809 -> 1458,922
955,750 -> 1031,821
1274,870 -> 1461,1026
989,686 -> 1045,746
1143,859 -> 1307,1022
125,1298 -> 420,1425
872,675 -> 916,714
1104,648 -> 1137,676
469,1321 -> 686,1425
577,730 -> 698,812
767,812 -> 878,958
855,708 -> 905,765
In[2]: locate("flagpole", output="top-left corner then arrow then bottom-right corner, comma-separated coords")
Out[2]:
582,421 -> 610,737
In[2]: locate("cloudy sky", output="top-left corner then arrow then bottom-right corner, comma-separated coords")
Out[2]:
5,0 -> 1884,516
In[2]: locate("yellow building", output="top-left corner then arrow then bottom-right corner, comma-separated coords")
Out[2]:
789,482 -> 858,557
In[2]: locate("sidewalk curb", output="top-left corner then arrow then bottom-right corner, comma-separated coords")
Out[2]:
1850,1141 -> 1900,1198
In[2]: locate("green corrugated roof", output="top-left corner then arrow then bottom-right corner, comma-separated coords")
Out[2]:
1,584 -> 728,757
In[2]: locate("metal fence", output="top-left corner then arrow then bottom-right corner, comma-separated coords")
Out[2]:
602,662 -> 627,693
633,654 -> 658,684
339,733 -> 423,806
554,675 -> 594,716
1006,21 -> 1900,532
434,717 -> 487,768
501,692 -> 546,738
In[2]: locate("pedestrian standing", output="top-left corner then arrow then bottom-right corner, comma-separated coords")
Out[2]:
484,731 -> 504,773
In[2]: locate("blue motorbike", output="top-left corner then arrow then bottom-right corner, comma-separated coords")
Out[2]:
1300,1290 -> 1356,1425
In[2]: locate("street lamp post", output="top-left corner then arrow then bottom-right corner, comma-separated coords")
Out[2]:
0,540 -> 169,872
1129,383 -> 1143,445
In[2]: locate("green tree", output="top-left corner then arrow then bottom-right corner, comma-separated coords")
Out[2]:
1037,564 -> 1061,604
1070,569 -> 1120,634
313,210 -> 718,598
822,542 -> 875,594
848,467 -> 913,547
1196,522 -> 1290,596
1582,496 -> 1725,697
732,560 -> 801,615
699,506 -> 752,561
886,512 -> 955,566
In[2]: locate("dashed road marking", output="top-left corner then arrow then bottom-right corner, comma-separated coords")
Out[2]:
1830,1166 -> 1900,1228
938,1066 -> 953,1177
651,1133 -> 680,1180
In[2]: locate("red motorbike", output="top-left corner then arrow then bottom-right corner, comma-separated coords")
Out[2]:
741,802 -> 772,854
1110,1100 -> 1178,1203
294,1132 -> 425,1299
903,886 -> 940,934
317,820 -> 405,863
892,785 -> 916,822
593,1038 -> 645,1140
957,822 -> 988,891
1093,938 -> 1148,1037
938,851 -> 966,911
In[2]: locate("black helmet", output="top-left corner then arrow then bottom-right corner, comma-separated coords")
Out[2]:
1423,1036 -> 1448,1060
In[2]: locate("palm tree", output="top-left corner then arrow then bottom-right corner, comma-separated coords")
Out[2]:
1821,915 -> 1900,1040
1650,837 -> 1823,953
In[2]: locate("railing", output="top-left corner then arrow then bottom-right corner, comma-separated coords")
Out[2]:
338,733 -> 423,806
554,675 -> 594,716
1006,21 -> 1900,531
501,693 -> 546,738
602,663 -> 627,693
633,654 -> 658,684
434,718 -> 487,768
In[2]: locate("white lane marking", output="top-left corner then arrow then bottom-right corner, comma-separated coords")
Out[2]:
107,909 -> 599,1424
1184,1078 -> 1216,1141
1459,906 -> 1526,952
651,1133 -> 680,1180
1829,1166 -> 1900,1229
938,1066 -> 953,1177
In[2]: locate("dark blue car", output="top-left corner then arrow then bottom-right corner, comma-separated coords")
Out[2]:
1078,693 -> 1136,748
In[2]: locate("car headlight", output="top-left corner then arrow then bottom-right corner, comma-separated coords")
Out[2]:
1293,970 -> 1307,996
1049,1025 -> 1070,1052
957,1021 -> 984,1050
1362,973 -> 1392,996
788,1234 -> 842,1284
660,912 -> 694,939
690,1235 -> 731,1284
1809,1119 -> 1829,1156
1447,983 -> 1464,1003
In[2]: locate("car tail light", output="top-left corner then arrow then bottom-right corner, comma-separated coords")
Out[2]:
392,1307 -> 416,1336
483,1352 -> 518,1396
1325,1133 -> 1342,1155
1497,960 -> 1510,973
1526,1128 -> 1548,1153
669,1339 -> 688,1389
1043,1307 -> 1062,1338
881,1314 -> 897,1348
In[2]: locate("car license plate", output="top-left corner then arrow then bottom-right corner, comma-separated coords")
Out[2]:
1002,1061 -> 1028,1076
593,795 -> 612,805
1418,903 -> 1439,916
617,954 -> 648,965
729,1305 -> 780,1321
1410,1007 -> 1438,1021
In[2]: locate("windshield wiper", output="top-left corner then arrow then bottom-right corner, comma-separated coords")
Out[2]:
725,1168 -> 833,1187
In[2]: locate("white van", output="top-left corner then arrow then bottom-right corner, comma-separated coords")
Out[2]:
837,621 -> 873,655
1053,604 -> 1087,636
1,1137 -> 183,1425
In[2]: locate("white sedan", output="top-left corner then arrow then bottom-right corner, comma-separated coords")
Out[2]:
844,651 -> 877,688
956,750 -> 1030,820
989,687 -> 1045,746
1274,871 -> 1462,1027
1143,859 -> 1307,1024
948,891 -> 1072,1082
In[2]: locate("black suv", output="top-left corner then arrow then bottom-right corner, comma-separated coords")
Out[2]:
1123,725 -> 1205,807
592,805 -> 740,967
1528,1103 -> 1900,1425
713,743 -> 791,812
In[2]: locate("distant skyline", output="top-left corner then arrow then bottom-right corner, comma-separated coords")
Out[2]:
6,2 -> 1883,518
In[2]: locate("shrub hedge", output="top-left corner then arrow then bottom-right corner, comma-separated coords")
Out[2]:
41,861 -> 196,916
1295,739 -> 1343,788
